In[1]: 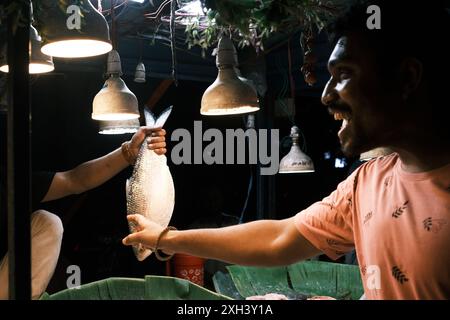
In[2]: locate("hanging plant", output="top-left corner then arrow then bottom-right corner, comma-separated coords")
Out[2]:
184,14 -> 218,57
184,0 -> 341,52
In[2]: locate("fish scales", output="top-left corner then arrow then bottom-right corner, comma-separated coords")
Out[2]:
126,106 -> 174,261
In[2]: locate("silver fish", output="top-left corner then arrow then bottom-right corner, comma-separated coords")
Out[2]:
126,106 -> 175,261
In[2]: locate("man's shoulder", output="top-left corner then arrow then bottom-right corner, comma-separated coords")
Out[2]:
350,153 -> 398,187
359,153 -> 398,173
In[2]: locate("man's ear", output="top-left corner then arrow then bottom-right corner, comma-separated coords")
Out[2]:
399,57 -> 423,100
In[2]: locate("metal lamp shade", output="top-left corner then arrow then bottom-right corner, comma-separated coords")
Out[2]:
0,25 -> 54,74
279,144 -> 315,173
98,118 -> 140,135
279,126 -> 315,173
134,62 -> 146,83
92,75 -> 140,121
39,0 -> 112,58
201,69 -> 259,115
201,36 -> 259,116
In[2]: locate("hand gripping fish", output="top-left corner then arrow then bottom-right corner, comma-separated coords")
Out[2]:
126,106 -> 175,261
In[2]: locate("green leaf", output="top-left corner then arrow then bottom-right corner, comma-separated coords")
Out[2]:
217,261 -> 364,300
182,0 -> 341,52
41,276 -> 233,300
288,261 -> 364,300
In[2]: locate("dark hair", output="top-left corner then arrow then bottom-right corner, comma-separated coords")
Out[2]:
328,0 -> 450,139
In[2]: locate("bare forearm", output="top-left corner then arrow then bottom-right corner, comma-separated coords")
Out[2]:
42,128 -> 166,202
68,147 -> 128,194
161,218 -> 319,266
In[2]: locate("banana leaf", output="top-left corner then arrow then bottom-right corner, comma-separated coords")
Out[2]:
212,271 -> 244,300
288,261 -> 364,300
40,277 -> 146,300
218,261 -> 364,300
144,276 -> 231,300
41,276 -> 232,300
225,265 -> 300,299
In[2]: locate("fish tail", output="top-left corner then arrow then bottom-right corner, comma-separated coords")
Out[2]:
144,105 -> 173,128
144,108 -> 156,128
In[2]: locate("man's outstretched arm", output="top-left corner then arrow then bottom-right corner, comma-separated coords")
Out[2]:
123,214 -> 320,267
42,127 -> 166,202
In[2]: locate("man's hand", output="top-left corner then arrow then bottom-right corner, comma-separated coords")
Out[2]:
129,127 -> 167,157
122,214 -> 165,250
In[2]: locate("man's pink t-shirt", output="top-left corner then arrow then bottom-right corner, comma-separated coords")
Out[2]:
295,153 -> 450,299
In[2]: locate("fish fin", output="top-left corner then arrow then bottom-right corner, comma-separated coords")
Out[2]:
155,105 -> 173,128
144,107 -> 156,128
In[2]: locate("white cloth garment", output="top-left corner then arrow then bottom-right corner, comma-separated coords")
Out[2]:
0,210 -> 63,300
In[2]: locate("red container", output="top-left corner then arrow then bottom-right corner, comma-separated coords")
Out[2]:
172,253 -> 205,286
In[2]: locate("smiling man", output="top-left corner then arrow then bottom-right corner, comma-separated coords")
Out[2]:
121,1 -> 450,299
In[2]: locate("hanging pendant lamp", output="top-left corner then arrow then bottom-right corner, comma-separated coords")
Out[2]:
279,126 -> 315,173
134,62 -> 146,83
92,49 -> 140,121
0,25 -> 54,74
39,0 -> 112,58
201,36 -> 259,115
92,75 -> 140,120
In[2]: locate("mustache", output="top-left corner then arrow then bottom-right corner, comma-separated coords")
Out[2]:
327,103 -> 351,115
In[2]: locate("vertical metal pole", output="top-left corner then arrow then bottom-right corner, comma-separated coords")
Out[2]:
7,0 -> 31,300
